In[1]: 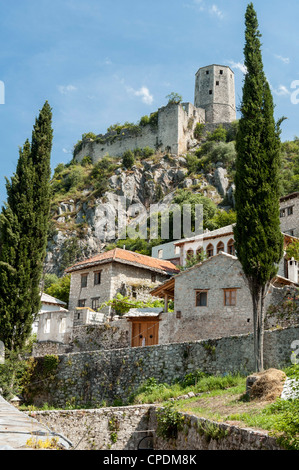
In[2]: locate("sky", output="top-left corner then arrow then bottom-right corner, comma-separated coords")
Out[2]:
0,0 -> 298,205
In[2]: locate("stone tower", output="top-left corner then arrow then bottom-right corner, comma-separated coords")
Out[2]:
194,65 -> 236,124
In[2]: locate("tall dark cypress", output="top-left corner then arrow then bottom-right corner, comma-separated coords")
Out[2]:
234,4 -> 284,371
0,102 -> 53,351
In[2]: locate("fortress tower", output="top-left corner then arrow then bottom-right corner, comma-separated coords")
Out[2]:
194,65 -> 236,124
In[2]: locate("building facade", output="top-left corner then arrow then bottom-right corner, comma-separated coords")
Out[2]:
151,252 -> 299,344
65,248 -> 179,318
280,192 -> 299,238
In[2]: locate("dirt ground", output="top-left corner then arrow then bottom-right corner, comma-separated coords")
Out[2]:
179,392 -> 274,429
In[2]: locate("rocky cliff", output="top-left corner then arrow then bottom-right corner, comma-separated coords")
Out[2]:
46,130 -> 237,276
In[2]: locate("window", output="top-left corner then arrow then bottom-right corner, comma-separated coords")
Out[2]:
94,271 -> 102,285
287,206 -> 294,216
176,311 -> 182,319
44,319 -> 51,334
186,249 -> 194,261
209,90 -> 213,95
151,273 -> 157,283
220,70 -> 223,75
158,249 -> 163,259
59,318 -> 66,334
227,239 -> 235,256
206,244 -> 214,258
92,297 -> 100,311
217,241 -> 224,254
216,81 -> 220,86
196,247 -> 203,259
78,299 -> 86,308
196,290 -> 208,307
280,209 -> 285,218
224,289 -> 237,306
206,70 -> 209,75
81,274 -> 88,288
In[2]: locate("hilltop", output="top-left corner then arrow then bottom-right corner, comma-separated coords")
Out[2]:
45,123 -> 299,276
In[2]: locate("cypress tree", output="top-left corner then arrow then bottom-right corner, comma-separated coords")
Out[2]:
0,102 -> 53,351
234,4 -> 284,371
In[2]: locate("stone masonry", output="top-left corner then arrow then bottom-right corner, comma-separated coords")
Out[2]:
74,64 -> 236,163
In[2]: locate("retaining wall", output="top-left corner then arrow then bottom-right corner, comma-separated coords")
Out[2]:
24,326 -> 299,409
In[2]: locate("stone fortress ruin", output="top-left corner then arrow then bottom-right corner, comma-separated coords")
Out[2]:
74,64 -> 237,163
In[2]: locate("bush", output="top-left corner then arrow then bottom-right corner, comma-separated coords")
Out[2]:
206,125 -> 227,142
156,403 -> 185,440
122,150 -> 135,169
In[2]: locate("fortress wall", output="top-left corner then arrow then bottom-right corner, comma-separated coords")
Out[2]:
74,103 -> 206,164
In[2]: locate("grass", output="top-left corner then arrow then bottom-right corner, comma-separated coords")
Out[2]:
130,367 -> 299,450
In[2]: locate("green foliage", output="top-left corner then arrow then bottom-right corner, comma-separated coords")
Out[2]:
234,3 -> 284,371
181,370 -> 209,387
206,125 -> 227,143
194,123 -> 205,141
81,155 -> 93,167
122,150 -> 135,169
195,141 -> 237,174
99,293 -> 164,316
156,403 -> 185,440
205,209 -> 237,232
286,240 -> 299,261
45,274 -> 71,306
0,349 -> 34,400
262,398 -> 299,450
107,121 -> 141,136
139,112 -> 158,129
43,355 -> 59,373
166,92 -> 183,105
172,189 -> 217,231
0,102 -> 53,351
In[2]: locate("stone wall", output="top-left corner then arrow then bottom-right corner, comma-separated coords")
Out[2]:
280,193 -> 299,238
68,261 -> 167,316
74,102 -> 205,164
29,406 -> 283,451
24,325 -> 299,408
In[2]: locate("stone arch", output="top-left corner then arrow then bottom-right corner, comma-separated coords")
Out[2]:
217,241 -> 225,254
206,244 -> 214,258
227,239 -> 235,256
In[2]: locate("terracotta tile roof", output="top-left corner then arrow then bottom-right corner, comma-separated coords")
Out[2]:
65,248 -> 180,275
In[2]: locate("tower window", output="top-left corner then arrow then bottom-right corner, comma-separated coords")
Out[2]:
220,70 -> 223,75
216,81 -> 219,86
206,70 -> 209,75
209,90 -> 213,95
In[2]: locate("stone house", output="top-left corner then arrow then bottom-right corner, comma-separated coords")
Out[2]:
32,293 -> 68,335
152,224 -> 299,284
151,252 -> 299,344
279,191 -> 299,238
65,247 -> 179,319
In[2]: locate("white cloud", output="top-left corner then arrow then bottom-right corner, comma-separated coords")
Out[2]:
275,54 -> 290,64
210,4 -> 224,19
184,0 -> 223,18
58,84 -> 77,95
229,61 -> 247,75
126,85 -> 154,105
271,84 -> 290,96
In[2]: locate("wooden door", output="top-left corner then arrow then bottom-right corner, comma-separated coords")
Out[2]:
131,319 -> 159,347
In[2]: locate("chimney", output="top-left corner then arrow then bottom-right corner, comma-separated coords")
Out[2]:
288,258 -> 299,284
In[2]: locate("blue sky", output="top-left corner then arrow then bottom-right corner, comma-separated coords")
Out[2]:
0,0 -> 298,205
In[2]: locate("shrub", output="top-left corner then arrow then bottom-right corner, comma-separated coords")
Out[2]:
156,403 -> 185,440
122,150 -> 135,169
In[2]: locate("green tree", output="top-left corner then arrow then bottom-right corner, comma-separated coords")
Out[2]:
0,101 -> 53,351
234,4 -> 284,371
45,274 -> 71,307
122,150 -> 135,169
166,92 -> 183,105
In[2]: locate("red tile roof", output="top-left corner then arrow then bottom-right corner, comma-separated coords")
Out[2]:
65,248 -> 180,275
